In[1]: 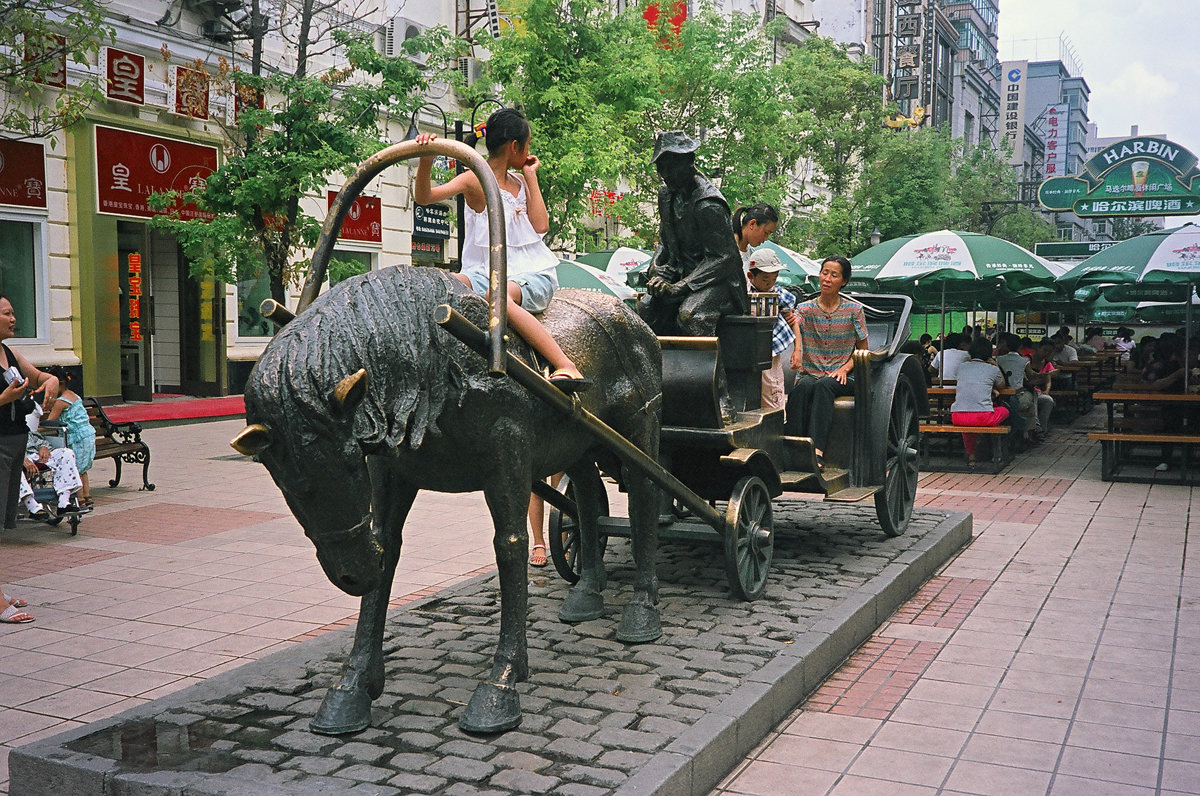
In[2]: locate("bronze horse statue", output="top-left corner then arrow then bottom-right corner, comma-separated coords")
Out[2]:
231,266 -> 663,734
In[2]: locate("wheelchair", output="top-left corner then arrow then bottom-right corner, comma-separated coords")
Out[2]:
22,420 -> 86,536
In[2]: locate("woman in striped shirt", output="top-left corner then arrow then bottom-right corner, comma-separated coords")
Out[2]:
783,256 -> 869,469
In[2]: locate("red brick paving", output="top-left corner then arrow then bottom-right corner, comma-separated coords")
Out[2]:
806,576 -> 994,717
889,576 -> 992,627
915,492 -> 1055,523
0,536 -> 123,581
82,503 -> 284,543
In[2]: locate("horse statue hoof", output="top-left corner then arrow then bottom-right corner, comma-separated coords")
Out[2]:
310,683 -> 372,735
559,587 -> 604,623
616,601 -> 662,643
459,681 -> 521,734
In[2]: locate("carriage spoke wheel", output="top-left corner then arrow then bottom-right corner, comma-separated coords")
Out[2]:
724,476 -> 773,601
548,466 -> 609,584
875,377 -> 920,537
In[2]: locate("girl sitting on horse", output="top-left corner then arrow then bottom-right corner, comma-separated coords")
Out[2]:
413,107 -> 590,392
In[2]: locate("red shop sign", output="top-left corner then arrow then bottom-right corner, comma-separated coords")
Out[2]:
0,138 -> 47,209
327,191 -> 382,243
103,47 -> 145,105
94,125 -> 217,220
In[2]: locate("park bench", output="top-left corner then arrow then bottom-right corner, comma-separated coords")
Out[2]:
919,386 -> 1012,473
83,397 -> 155,491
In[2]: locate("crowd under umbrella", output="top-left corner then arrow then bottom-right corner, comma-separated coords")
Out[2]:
555,259 -> 637,303
852,229 -> 1062,377
1057,222 -> 1200,388
574,247 -> 652,279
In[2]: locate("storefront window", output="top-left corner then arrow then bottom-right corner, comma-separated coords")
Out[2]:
236,264 -> 273,338
328,249 -> 372,285
0,219 -> 40,338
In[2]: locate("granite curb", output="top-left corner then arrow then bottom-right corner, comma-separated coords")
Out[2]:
11,506 -> 971,796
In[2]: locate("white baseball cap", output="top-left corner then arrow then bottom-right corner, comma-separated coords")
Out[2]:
748,248 -> 786,273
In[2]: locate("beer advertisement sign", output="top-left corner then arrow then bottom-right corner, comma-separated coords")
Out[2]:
1038,136 -> 1200,217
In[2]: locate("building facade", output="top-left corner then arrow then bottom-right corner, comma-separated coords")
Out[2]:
0,0 -> 463,401
938,0 -> 999,147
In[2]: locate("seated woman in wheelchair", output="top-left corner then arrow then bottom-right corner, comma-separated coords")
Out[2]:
20,407 -> 84,517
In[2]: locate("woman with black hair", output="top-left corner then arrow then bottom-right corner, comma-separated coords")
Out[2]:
950,337 -> 1009,468
732,203 -> 779,266
413,107 -> 589,392
0,294 -> 58,623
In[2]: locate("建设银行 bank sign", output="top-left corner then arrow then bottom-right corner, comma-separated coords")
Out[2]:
1038,136 -> 1200,217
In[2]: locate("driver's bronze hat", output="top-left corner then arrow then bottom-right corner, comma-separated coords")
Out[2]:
651,130 -> 699,163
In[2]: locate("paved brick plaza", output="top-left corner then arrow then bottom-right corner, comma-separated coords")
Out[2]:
0,409 -> 1197,794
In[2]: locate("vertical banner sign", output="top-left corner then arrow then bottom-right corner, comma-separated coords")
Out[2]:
94,125 -> 217,219
127,253 -> 143,342
1002,61 -> 1027,166
103,47 -> 145,105
1042,105 -> 1067,177
171,65 -> 210,119
892,0 -> 923,104
0,138 -> 48,209
25,34 -> 66,88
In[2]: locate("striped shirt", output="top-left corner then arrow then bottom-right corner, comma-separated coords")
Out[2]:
796,297 -> 868,376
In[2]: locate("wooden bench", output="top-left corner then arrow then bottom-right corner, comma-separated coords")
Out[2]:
1087,431 -> 1200,484
83,397 -> 155,491
919,423 -> 1012,473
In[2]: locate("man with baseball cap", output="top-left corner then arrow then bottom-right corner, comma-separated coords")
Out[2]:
746,247 -> 800,412
637,131 -> 749,336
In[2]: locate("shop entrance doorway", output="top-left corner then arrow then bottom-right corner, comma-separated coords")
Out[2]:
116,221 -> 224,400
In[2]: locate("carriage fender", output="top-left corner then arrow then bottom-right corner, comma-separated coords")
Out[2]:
864,353 -> 928,484
719,448 -> 783,497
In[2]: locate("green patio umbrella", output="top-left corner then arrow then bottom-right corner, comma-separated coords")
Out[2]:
1058,223 -> 1200,386
555,260 -> 636,301
575,247 -> 651,279
751,240 -> 820,290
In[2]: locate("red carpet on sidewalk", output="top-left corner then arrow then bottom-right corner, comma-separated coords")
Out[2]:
103,395 -> 245,424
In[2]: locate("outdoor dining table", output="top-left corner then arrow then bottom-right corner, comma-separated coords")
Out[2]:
1089,390 -> 1200,483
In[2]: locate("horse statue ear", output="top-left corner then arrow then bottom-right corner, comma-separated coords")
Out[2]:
331,369 -> 369,417
231,423 -> 273,455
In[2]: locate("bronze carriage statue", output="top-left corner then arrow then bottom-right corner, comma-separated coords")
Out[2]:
231,137 -> 926,737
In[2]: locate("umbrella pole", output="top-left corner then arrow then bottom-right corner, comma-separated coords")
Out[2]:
1187,280 -> 1193,391
939,281 -> 947,381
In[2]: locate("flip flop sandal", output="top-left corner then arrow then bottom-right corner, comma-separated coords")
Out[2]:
2,593 -> 27,609
529,544 -> 548,567
0,605 -> 33,624
548,369 -> 593,394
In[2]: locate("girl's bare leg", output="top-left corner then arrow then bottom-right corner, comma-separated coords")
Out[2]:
505,283 -> 582,378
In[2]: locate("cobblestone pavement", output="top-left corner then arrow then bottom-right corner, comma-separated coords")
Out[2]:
9,480 -> 966,794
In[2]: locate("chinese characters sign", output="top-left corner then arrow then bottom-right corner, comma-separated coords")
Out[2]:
414,203 -> 450,239
25,33 -> 66,88
0,138 -> 47,209
126,252 -> 144,342
1039,136 -> 1200,217
94,125 -> 217,220
170,65 -> 209,119
327,191 -> 382,243
891,1 -> 927,106
1041,105 -> 1067,177
103,47 -> 145,105
1001,61 -> 1028,166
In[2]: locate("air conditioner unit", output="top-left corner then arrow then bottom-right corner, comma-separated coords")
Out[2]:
201,19 -> 235,42
386,16 -> 429,65
458,56 -> 483,87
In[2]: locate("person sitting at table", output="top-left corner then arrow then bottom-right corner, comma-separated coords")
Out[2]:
1051,332 -> 1079,364
1025,339 -> 1056,442
994,333 -> 1031,445
1113,326 -> 1135,367
950,337 -> 1009,468
1133,335 -> 1157,371
929,332 -> 969,383
1140,333 -> 1185,392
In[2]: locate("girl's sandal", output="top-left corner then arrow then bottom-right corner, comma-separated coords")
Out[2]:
529,544 -> 548,567
0,605 -> 33,624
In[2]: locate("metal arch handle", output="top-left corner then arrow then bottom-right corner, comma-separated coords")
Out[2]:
298,138 -> 509,375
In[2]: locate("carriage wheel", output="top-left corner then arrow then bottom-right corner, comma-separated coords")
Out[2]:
548,466 -> 609,584
723,476 -> 773,601
875,376 -> 920,537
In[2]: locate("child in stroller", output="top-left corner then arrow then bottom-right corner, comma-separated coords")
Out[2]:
19,406 -> 85,520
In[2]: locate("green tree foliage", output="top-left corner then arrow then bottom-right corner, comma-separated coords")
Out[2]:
941,139 -> 1053,250
148,7 -> 462,303
0,0 -> 113,139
